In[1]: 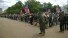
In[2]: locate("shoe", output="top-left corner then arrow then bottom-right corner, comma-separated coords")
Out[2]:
59,31 -> 62,32
67,29 -> 68,30
41,33 -> 45,36
39,33 -> 42,34
42,34 -> 45,36
59,31 -> 64,32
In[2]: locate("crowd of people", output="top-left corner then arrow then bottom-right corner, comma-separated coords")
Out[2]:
0,11 -> 68,36
0,6 -> 68,36
0,12 -> 60,35
59,11 -> 68,32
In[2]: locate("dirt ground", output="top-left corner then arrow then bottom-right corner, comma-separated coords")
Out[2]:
0,17 -> 68,38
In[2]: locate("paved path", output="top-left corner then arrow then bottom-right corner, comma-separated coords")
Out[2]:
0,17 -> 68,38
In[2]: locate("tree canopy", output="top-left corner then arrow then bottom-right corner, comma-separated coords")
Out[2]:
5,0 -> 58,14
6,1 -> 23,14
25,0 -> 43,13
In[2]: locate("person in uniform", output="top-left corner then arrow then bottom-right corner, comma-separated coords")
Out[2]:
66,15 -> 68,30
38,13 -> 46,36
65,14 -> 68,30
59,11 -> 65,32
29,13 -> 34,25
33,14 -> 38,26
49,13 -> 52,27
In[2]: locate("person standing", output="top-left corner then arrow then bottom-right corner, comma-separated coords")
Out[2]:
49,13 -> 52,27
38,13 -> 46,36
33,14 -> 38,26
66,15 -> 68,30
59,12 -> 65,32
65,14 -> 68,30
29,13 -> 34,25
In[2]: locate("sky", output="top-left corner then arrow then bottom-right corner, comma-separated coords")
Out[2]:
0,0 -> 67,11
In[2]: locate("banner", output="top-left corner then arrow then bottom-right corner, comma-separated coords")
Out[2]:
24,6 -> 30,14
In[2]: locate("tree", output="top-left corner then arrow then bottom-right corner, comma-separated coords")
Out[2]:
63,4 -> 68,13
43,2 -> 52,12
51,5 -> 57,13
47,2 -> 52,9
25,0 -> 43,13
6,1 -> 24,14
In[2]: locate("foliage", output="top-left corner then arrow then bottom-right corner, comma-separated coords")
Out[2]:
6,1 -> 23,14
51,5 -> 57,13
5,0 -> 57,14
25,0 -> 43,13
43,2 -> 53,12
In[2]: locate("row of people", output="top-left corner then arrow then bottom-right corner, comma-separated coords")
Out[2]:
59,12 -> 68,32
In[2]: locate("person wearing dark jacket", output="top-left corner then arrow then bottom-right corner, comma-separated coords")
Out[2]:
64,14 -> 67,30
59,12 -> 65,32
66,15 -> 68,30
65,14 -> 68,30
49,13 -> 52,27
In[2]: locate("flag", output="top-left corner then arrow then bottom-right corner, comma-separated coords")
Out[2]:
24,5 -> 30,14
